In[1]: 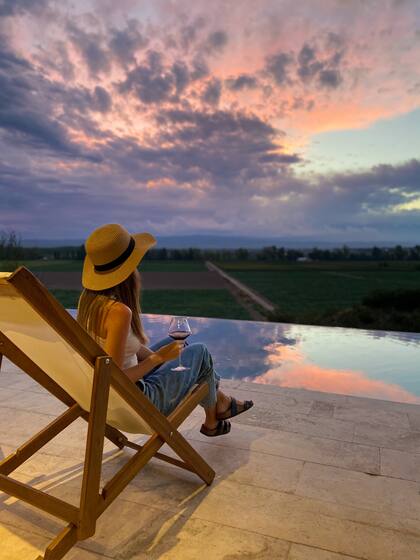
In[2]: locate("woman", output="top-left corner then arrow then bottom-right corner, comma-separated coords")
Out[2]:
77,223 -> 253,437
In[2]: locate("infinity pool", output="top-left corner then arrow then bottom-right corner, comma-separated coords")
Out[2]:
69,311 -> 420,404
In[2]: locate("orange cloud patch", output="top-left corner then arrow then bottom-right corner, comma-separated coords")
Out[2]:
146,177 -> 178,189
246,342 -> 420,404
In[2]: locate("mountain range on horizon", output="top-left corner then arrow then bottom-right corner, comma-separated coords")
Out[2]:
20,235 -> 414,250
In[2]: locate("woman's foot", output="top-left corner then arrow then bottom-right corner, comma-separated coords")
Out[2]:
216,396 -> 254,420
200,419 -> 231,437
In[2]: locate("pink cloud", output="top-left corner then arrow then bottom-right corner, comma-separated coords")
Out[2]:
246,343 -> 420,404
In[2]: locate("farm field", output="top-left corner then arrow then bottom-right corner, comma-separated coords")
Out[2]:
50,289 -> 253,320
0,258 -> 256,320
216,260 -> 420,316
0,259 -> 208,272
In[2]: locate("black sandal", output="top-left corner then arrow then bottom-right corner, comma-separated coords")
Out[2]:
200,419 -> 231,437
216,397 -> 254,420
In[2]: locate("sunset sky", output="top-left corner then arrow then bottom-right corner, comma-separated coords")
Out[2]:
0,0 -> 419,243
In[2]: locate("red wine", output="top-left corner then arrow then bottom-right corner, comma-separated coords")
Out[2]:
169,331 -> 190,340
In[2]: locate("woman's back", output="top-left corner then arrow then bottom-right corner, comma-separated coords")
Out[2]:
90,297 -> 142,369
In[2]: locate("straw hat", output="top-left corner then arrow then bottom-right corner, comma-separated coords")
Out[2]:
82,224 -> 157,290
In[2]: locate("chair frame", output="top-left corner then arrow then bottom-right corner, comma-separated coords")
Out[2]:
0,266 -> 215,560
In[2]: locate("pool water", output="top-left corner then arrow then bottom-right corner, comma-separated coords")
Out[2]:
69,311 -> 420,404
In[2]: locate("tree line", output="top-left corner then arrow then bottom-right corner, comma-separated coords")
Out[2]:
1,230 -> 420,262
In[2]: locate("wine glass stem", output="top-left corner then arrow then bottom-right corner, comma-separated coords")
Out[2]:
178,347 -> 183,368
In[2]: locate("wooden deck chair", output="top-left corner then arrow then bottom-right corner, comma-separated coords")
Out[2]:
0,266 -> 215,560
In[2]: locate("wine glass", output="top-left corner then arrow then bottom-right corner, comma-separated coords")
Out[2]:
168,316 -> 192,371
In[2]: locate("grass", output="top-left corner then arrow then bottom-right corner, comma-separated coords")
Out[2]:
51,288 -> 253,320
216,261 -> 420,317
0,259 -> 208,272
50,290 -> 82,309
267,288 -> 420,333
139,260 -> 207,272
217,260 -> 420,272
141,289 -> 252,319
0,260 -> 83,272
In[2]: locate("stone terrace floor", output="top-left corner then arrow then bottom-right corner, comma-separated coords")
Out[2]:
1,356 -> 420,560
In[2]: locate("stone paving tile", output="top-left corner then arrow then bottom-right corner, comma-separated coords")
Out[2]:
0,443 -> 85,482
72,499 -> 171,558
37,465 -> 420,560
0,387 -> 23,404
0,370 -> 30,387
8,465 -> 420,557
0,472 -> 68,539
229,386 -> 314,414
0,523 -> 107,560
190,439 -> 304,493
0,406 -> 56,443
0,358 -> 22,373
92,440 -> 304,512
186,422 -> 380,474
295,462 -> 420,520
0,389 -> 68,416
288,543 -> 362,559
353,422 -> 420,453
237,382 -> 350,405
334,400 -> 411,429
20,462 -> 420,559
0,415 -> 119,463
407,410 -> 420,431
232,405 -> 355,441
128,517 -> 291,559
380,447 -> 420,482
345,394 -> 420,416
217,378 -> 242,390
1,475 -> 178,559
0,373 -> 46,394
188,479 -> 420,560
310,401 -> 335,418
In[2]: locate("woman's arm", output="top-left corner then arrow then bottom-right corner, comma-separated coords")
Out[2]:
136,343 -> 155,362
124,353 -> 164,382
126,341 -> 185,382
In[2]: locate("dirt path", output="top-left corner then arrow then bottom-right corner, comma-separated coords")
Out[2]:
205,261 -> 274,320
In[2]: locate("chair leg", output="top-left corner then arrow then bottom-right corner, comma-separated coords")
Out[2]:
78,356 -> 112,540
35,524 -> 78,560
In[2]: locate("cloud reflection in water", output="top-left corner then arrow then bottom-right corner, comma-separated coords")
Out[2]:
141,314 -> 420,404
69,310 -> 420,404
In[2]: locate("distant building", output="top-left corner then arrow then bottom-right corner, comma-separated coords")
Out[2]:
297,256 -> 312,262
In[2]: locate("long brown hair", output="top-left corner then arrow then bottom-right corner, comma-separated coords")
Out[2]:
76,270 -> 149,345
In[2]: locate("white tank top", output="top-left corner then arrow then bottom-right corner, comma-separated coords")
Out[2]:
96,327 -> 142,370
91,298 -> 142,370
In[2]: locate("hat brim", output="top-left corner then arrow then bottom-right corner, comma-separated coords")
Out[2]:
82,232 -> 156,290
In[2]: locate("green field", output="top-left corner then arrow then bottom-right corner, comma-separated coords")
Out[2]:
0,260 -> 83,272
139,260 -> 207,272
51,289 -> 252,320
216,260 -> 420,316
4,258 -> 419,326
0,259 -> 207,273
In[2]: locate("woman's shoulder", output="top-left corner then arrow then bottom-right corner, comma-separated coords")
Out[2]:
105,301 -> 132,331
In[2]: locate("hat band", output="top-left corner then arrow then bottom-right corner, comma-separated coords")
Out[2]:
94,236 -> 135,272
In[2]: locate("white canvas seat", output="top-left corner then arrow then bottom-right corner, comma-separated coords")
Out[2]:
0,273 -> 151,434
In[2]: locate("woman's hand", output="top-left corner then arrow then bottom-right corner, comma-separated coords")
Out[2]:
154,340 -> 184,363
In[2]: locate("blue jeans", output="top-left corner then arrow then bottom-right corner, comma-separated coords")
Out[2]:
136,336 -> 221,416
